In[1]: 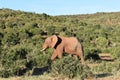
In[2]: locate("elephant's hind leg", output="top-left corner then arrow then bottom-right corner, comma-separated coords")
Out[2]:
77,52 -> 85,65
73,55 -> 78,60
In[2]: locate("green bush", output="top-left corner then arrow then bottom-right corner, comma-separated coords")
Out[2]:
2,28 -> 20,46
0,45 -> 28,77
0,43 -> 53,77
27,48 -> 53,68
111,46 -> 120,59
51,55 -> 93,79
95,37 -> 108,49
92,61 -> 120,74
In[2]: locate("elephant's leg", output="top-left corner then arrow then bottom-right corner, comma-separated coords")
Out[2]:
73,55 -> 78,60
57,52 -> 62,59
77,51 -> 85,65
65,48 -> 84,64
51,50 -> 58,61
55,46 -> 63,59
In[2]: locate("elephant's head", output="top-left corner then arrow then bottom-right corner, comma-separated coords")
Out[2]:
41,35 -> 59,51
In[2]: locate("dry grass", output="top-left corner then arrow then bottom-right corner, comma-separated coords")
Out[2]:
99,53 -> 114,61
0,72 -> 120,80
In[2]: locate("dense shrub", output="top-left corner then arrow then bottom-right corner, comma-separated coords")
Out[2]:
92,61 -> 120,74
95,37 -> 108,49
51,55 -> 93,79
111,46 -> 120,59
0,45 -> 28,77
0,44 -> 53,77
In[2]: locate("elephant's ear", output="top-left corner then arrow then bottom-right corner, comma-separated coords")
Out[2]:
51,35 -> 58,48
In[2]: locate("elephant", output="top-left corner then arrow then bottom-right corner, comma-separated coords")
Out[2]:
41,35 -> 85,64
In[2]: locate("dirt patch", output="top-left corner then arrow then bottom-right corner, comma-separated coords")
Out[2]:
99,53 -> 114,61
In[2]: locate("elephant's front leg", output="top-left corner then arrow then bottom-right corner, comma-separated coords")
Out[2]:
57,50 -> 63,59
51,50 -> 58,61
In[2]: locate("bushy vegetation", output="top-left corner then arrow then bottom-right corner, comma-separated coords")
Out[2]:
0,8 -> 120,79
51,55 -> 93,79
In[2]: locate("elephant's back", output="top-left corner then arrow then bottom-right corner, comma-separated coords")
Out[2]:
64,37 -> 79,47
68,37 -> 79,43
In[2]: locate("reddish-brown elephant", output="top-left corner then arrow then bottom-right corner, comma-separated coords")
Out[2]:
41,35 -> 85,64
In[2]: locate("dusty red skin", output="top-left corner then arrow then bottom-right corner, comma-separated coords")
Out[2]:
41,35 -> 85,64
